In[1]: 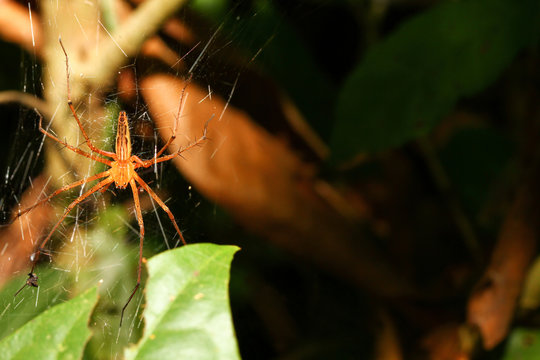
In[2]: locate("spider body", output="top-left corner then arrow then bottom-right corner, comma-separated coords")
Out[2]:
110,112 -> 135,189
115,111 -> 132,162
13,39 -> 207,326
110,161 -> 135,189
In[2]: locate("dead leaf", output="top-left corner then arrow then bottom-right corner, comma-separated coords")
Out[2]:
0,175 -> 53,285
141,73 -> 414,297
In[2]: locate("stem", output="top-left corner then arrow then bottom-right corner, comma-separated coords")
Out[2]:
87,0 -> 189,89
0,91 -> 50,118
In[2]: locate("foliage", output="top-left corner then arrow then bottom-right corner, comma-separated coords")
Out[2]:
503,328 -> 540,360
0,267 -> 75,341
0,287 -> 97,360
331,0 -> 540,160
0,245 -> 238,359
125,244 -> 240,360
1,0 -> 540,358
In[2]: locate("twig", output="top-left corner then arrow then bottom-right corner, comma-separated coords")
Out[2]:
467,169 -> 540,349
0,91 -> 50,118
87,0 -> 189,89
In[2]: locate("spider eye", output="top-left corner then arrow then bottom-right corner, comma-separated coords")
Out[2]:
118,111 -> 128,123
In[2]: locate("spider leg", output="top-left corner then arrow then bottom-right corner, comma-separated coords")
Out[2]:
152,74 -> 194,159
134,117 -> 209,168
99,181 -> 113,194
120,178 -> 145,327
24,177 -> 114,280
14,272 -> 38,297
134,173 -> 186,245
58,38 -> 116,159
12,170 -> 111,223
36,109 -> 113,165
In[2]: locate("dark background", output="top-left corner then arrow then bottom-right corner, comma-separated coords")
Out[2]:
1,0 -> 540,359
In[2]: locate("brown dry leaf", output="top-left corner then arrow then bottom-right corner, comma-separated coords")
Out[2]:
0,175 -> 53,286
0,1 -> 42,55
374,310 -> 403,360
467,182 -> 538,349
421,323 -> 474,360
140,73 -> 413,297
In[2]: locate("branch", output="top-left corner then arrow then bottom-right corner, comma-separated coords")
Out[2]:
86,0 -> 188,89
0,91 -> 50,118
467,167 -> 540,349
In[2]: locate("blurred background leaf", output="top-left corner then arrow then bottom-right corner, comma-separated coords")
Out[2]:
503,328 -> 540,360
331,0 -> 540,161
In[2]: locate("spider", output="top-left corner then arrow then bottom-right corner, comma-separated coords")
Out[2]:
13,38 -> 208,325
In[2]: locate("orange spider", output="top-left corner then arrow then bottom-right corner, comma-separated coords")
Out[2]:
13,38 -> 208,325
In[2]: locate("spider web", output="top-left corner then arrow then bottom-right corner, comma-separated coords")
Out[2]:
0,0 -> 280,356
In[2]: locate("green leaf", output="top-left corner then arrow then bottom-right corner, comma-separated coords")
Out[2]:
0,267 -> 75,341
125,244 -> 240,360
80,206 -> 142,359
331,0 -> 540,161
0,286 -> 98,360
503,328 -> 540,359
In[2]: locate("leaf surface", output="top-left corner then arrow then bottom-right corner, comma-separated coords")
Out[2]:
125,244 -> 240,360
0,286 -> 97,360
